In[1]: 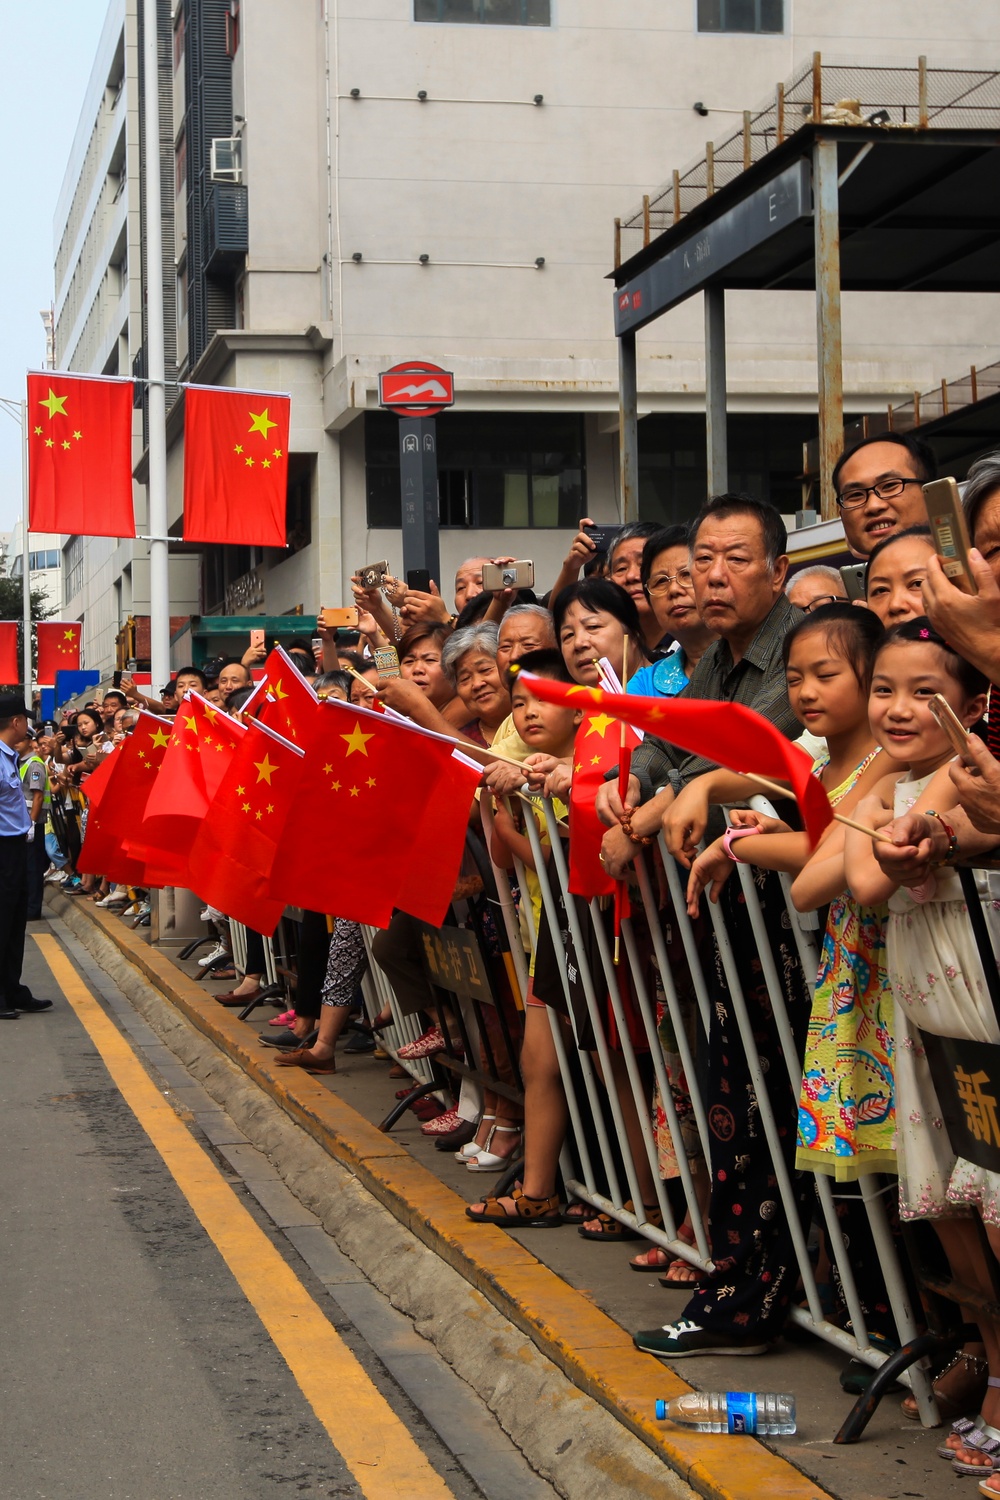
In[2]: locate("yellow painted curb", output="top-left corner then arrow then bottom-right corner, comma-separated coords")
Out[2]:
55,896 -> 834,1500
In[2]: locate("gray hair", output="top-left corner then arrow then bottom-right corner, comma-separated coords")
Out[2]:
441,621 -> 500,686
785,564 -> 846,597
497,603 -> 556,641
964,452 -> 1000,541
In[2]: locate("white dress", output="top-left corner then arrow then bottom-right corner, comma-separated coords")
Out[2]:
885,770 -> 1000,1221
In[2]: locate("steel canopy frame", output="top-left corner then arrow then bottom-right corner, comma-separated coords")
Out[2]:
611,123 -> 1000,519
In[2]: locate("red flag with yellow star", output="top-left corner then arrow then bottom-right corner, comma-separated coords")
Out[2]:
182,385 -> 290,547
241,645 -> 318,743
187,718 -> 305,932
569,705 -> 642,899
36,621 -> 82,684
76,713 -> 173,884
268,701 -> 480,928
27,371 -> 136,538
136,693 -> 246,882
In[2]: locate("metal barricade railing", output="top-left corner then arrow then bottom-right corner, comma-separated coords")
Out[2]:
498,785 -> 936,1430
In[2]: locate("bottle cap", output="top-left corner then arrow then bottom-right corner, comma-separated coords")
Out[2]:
655,1399 -> 667,1421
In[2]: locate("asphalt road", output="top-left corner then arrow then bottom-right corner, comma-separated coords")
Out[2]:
0,924 -> 555,1500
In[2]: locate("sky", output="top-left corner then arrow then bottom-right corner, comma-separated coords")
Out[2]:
0,0 -> 111,537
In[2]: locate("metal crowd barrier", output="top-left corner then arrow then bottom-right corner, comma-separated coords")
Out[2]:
486,785 -> 937,1434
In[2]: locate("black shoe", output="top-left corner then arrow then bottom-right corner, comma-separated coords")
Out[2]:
259,1030 -> 303,1049
17,997 -> 53,1013
434,1119 -> 477,1151
343,1030 -> 376,1054
0,1008 -> 18,1020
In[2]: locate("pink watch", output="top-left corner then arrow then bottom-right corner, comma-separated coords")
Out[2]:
723,825 -> 757,862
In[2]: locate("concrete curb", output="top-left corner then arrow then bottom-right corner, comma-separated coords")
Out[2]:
48,892 -> 833,1500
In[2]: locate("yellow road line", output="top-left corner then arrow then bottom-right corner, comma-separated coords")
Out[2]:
34,934 -> 454,1500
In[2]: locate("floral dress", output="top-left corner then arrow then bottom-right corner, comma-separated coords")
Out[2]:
797,749 -> 896,1179
886,770 -> 1000,1220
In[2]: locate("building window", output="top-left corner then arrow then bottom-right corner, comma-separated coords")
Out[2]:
29,550 -> 61,571
174,130 -> 187,199
64,537 -> 85,604
176,257 -> 188,328
415,0 -> 550,25
636,413 -> 812,526
697,0 -> 783,33
225,1 -> 240,57
366,412 -> 584,529
173,9 -> 185,71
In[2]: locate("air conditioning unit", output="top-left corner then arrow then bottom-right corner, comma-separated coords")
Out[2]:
210,137 -> 242,183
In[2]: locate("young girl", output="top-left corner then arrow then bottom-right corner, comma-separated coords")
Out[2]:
844,618 -> 1000,1459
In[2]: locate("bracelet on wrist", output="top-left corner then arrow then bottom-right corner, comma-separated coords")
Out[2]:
723,825 -> 758,863
925,809 -> 960,866
621,813 -> 653,847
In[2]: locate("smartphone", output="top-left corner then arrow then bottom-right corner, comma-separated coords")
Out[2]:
583,522 -> 625,554
358,560 -> 388,591
321,606 -> 360,629
249,628 -> 265,651
923,477 -> 977,594
481,559 -> 535,592
840,562 -> 867,602
928,693 -> 971,757
113,670 -> 123,687
374,646 -> 400,681
406,568 -> 432,593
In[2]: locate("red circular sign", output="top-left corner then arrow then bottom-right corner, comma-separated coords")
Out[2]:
378,361 -> 455,418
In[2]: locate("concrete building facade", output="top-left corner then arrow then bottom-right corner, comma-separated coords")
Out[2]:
59,0 -> 999,667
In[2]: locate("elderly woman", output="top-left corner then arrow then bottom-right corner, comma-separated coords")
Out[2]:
441,622 -> 510,747
627,525 -> 716,698
552,577 -> 648,689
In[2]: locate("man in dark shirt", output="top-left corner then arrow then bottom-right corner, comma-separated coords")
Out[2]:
597,494 -> 812,1358
0,695 -> 53,1018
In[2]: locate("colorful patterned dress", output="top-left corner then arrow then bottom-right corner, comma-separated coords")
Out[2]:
796,749 -> 897,1179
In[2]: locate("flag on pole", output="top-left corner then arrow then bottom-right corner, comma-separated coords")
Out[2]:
0,622 -> 18,684
568,707 -> 642,899
268,701 -> 480,928
77,712 -> 173,884
27,372 -> 136,538
182,385 -> 291,547
241,644 -> 318,742
135,693 -> 246,884
186,718 -> 305,933
519,675 -> 833,848
36,621 -> 81,684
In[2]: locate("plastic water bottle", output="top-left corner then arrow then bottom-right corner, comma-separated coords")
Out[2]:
655,1391 -> 796,1435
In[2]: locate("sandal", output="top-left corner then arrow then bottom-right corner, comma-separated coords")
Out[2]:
466,1185 -> 562,1228
905,1348 -> 988,1424
630,1246 -> 672,1272
953,1420 -> 1000,1475
939,1415 -> 985,1460
978,1479 -> 1000,1498
466,1124 -> 522,1172
659,1258 -> 707,1288
578,1201 -> 663,1241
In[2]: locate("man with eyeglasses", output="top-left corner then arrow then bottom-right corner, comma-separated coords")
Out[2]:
785,564 -> 848,613
832,432 -> 937,558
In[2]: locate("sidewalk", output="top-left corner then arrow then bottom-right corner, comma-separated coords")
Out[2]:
49,891 -> 964,1500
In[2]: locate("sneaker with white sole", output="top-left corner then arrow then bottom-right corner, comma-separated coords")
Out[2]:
198,941 -> 229,967
633,1318 -> 769,1359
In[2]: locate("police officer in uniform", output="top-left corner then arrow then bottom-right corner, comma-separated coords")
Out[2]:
0,694 -> 53,1019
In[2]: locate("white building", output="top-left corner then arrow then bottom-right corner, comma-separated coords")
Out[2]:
58,0 -> 999,662
6,521 -> 64,618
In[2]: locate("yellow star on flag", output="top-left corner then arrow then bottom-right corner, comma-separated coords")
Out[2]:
567,684 -> 602,702
236,785 -> 246,795
248,408 -> 277,440
349,786 -> 360,797
33,426 -> 42,436
63,628 -> 76,642
39,389 -> 68,418
184,715 -> 197,732
149,727 -> 170,749
45,439 -> 53,449
330,780 -> 341,792
234,444 -> 244,455
341,721 -> 374,757
73,430 -> 82,441
61,440 -> 70,450
270,679 -> 288,700
245,457 -> 254,467
254,753 -> 278,784
584,714 -> 616,739
262,459 -> 271,469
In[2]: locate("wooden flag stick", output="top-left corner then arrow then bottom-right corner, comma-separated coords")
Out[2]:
742,768 -> 894,843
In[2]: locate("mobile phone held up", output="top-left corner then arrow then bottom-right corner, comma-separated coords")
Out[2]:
406,569 -> 432,593
321,606 -> 360,630
840,562 -> 867,602
481,560 -> 534,592
923,477 -> 977,594
358,560 -> 389,591
927,692 -> 971,759
249,628 -> 266,651
583,522 -> 625,555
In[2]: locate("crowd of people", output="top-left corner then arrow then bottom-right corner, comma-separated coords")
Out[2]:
15,429 -> 1000,1474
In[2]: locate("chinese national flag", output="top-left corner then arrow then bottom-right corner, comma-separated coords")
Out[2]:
241,645 -> 318,743
77,713 -> 173,884
27,372 -> 135,538
186,718 -> 304,932
268,701 -> 481,929
0,622 -> 18,684
520,675 -> 832,848
569,708 -> 642,899
182,385 -> 290,547
135,693 -> 245,884
37,621 -> 81,684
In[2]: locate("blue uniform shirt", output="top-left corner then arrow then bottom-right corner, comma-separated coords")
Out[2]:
0,740 -> 31,836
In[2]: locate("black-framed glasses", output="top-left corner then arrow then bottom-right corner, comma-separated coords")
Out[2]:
803,594 -> 841,613
835,476 -> 921,511
645,567 -> 693,595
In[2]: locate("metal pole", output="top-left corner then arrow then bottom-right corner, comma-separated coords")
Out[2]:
704,286 -> 728,496
618,332 -> 639,522
143,0 -> 170,691
20,401 -> 31,695
813,135 -> 843,519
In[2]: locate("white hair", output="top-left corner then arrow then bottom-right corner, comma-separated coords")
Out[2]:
786,564 -> 846,597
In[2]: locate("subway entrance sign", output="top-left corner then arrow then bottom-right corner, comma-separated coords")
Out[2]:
378,362 -> 456,586
378,361 -> 455,417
